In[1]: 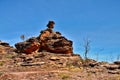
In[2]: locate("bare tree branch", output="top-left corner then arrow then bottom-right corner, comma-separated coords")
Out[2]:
83,37 -> 91,60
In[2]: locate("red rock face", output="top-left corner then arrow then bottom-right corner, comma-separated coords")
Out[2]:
23,42 -> 40,54
15,37 -> 40,54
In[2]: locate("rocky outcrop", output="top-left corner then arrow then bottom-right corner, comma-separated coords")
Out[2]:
114,61 -> 120,65
15,30 -> 73,54
0,40 -> 10,47
13,52 -> 82,68
15,37 -> 40,54
15,21 -> 73,54
39,31 -> 73,54
0,41 -> 15,54
104,64 -> 120,70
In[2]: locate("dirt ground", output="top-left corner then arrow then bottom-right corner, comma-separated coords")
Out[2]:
0,53 -> 120,80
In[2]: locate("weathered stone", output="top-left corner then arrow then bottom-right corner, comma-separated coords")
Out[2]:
0,41 -> 10,47
50,57 -> 60,61
24,57 -> 34,62
104,64 -> 119,70
89,62 -> 98,67
15,37 -> 40,54
15,21 -> 73,55
82,59 -> 98,67
114,61 -> 120,65
18,54 -> 26,59
40,34 -> 73,54
34,53 -> 46,58
0,41 -> 15,54
108,70 -> 120,74
21,62 -> 45,66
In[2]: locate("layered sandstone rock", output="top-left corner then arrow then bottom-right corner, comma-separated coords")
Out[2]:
15,31 -> 73,54
15,21 -> 73,54
39,31 -> 73,54
15,37 -> 40,54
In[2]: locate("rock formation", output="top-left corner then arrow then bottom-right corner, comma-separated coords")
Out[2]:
0,40 -> 9,47
15,21 -> 73,55
0,41 -> 15,54
15,37 -> 40,54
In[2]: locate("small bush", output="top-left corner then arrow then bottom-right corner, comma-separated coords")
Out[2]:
58,73 -> 70,80
0,61 -> 4,66
5,54 -> 14,59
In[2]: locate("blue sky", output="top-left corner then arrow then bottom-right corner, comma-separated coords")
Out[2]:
0,0 -> 120,62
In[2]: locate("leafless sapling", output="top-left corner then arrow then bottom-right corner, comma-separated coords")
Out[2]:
20,35 -> 25,41
83,38 -> 91,60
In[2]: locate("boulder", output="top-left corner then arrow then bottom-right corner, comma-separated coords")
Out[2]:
15,37 -> 40,54
40,32 -> 73,54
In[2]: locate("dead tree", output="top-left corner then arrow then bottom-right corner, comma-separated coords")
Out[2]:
83,38 -> 91,60
20,35 -> 25,41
